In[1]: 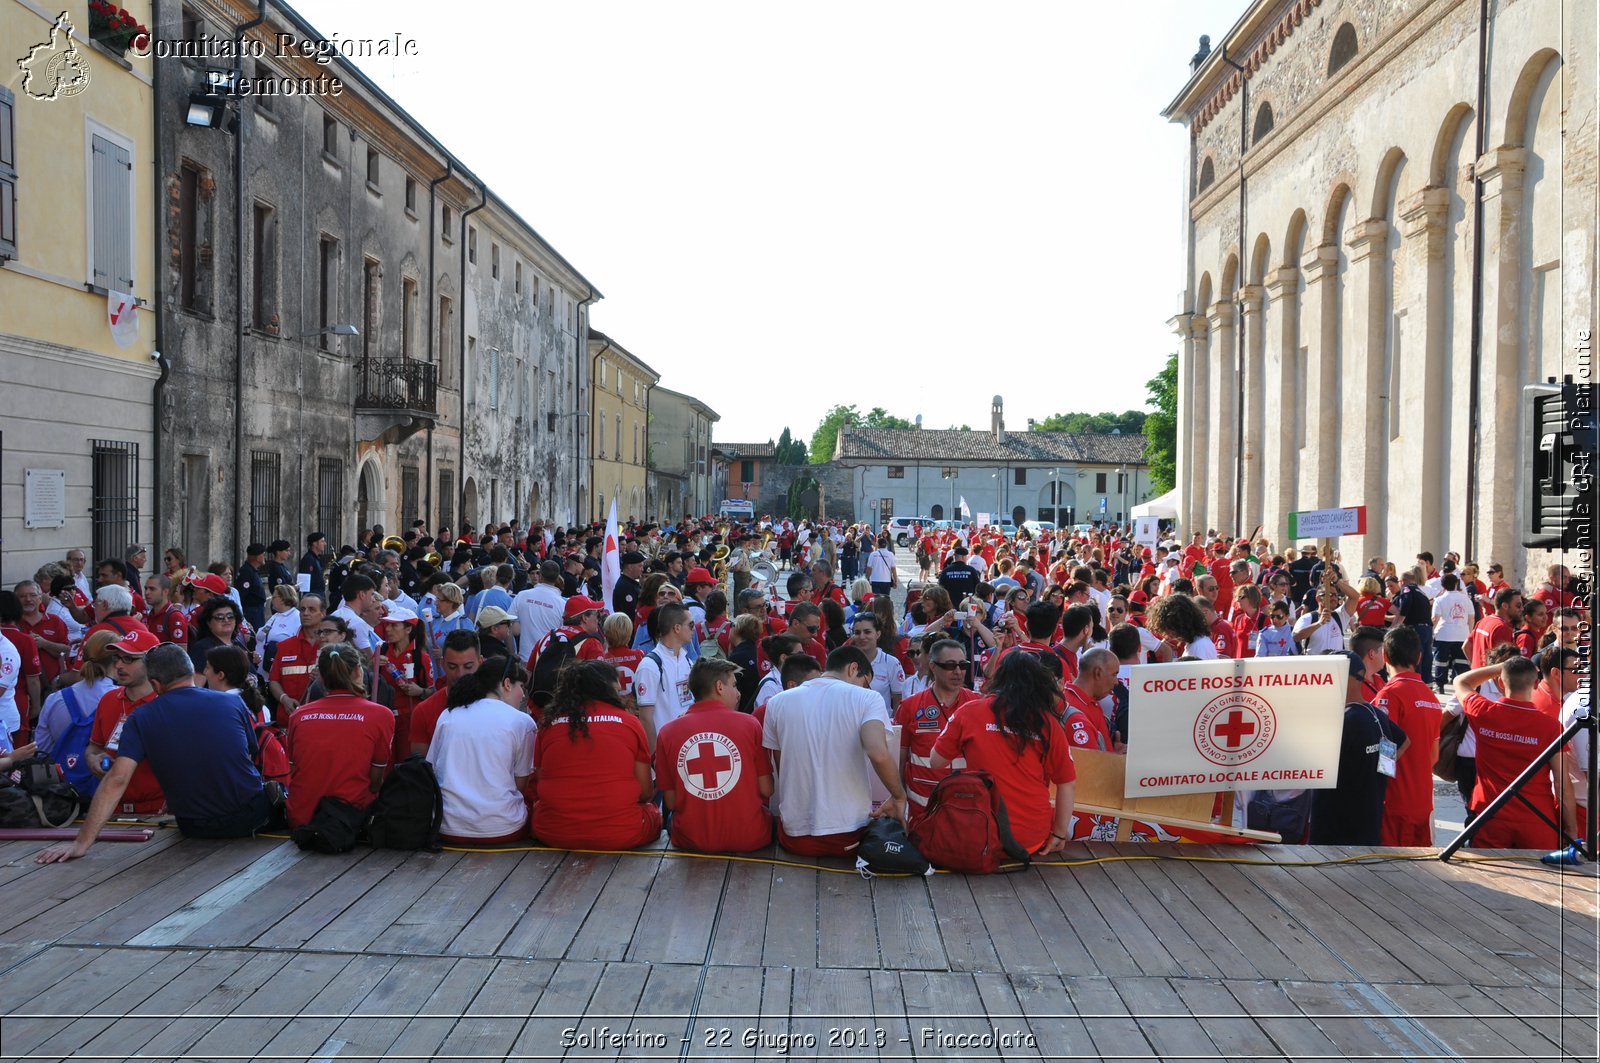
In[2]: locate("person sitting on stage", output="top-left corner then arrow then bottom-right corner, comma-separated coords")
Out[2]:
429,655 -> 538,845
655,658 -> 774,853
929,650 -> 1077,856
894,638 -> 977,821
762,645 -> 906,857
285,643 -> 393,830
1451,656 -> 1570,851
532,659 -> 661,850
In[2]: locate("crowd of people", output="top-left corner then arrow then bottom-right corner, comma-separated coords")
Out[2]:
1,512 -> 1588,866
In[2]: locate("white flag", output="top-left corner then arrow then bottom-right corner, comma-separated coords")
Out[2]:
108,290 -> 138,348
958,497 -> 971,542
601,499 -> 621,615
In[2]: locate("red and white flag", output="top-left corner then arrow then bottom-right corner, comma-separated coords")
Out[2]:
601,498 -> 621,615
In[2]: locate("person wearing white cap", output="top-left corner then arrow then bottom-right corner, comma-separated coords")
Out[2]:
378,605 -> 434,764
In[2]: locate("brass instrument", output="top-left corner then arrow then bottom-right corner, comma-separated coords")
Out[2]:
382,535 -> 406,552
424,550 -> 443,567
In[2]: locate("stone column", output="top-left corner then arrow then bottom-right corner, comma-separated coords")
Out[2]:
1476,147 -> 1527,579
1300,246 -> 1340,510
1169,312 -> 1195,537
1207,299 -> 1237,536
1263,267 -> 1300,546
1188,313 -> 1211,536
1238,283 -> 1266,536
1344,217 -> 1390,559
1398,186 -> 1451,555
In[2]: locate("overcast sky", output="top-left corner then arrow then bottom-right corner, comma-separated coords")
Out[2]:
291,0 -> 1243,444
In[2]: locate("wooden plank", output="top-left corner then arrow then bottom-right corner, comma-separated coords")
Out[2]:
1100,843 -> 1256,978
177,951 -> 358,1060
1,946 -> 174,1056
0,830 -> 186,943
126,841 -> 310,947
1007,975 -> 1093,1061
921,872 -> 1000,973
1056,860 -> 1187,977
1378,981 -> 1559,1059
1221,978 -> 1343,1058
368,848 -> 523,955
870,874 -> 944,971
564,850 -> 658,961
900,970 -> 1001,1060
964,873 -> 1060,976
562,961 -> 649,1062
791,967 -> 874,1058
1109,976 -> 1221,1063
1138,845 -> 1310,980
707,859 -> 773,966
1061,975 -> 1155,1061
761,860 -> 817,969
312,955 -> 457,1062
971,972 -> 1044,1061
688,964 -> 762,1060
627,854 -> 728,966
1167,976 -> 1284,1059
302,849 -> 464,954
449,849 -> 565,957
247,846 -> 412,949
1028,860 -> 1144,976
513,958 -> 608,1059
434,958 -> 555,1060
499,852 -> 617,961
625,961 -> 700,1059
755,966 -> 794,1061
130,951 -> 297,1059
1507,982 -> 1600,1057
18,949 -> 204,1059
1279,978 -> 1447,1061
378,956 -> 499,1061
867,966 -> 913,1061
69,949 -> 256,1060
816,864 -> 881,969
250,953 -> 399,1062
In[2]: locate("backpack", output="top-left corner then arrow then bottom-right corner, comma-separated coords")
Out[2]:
0,755 -> 83,828
53,686 -> 100,799
291,795 -> 369,854
365,754 -> 443,851
1434,711 -> 1469,782
908,768 -> 1032,874
529,631 -> 584,708
253,723 -> 290,785
855,815 -> 931,876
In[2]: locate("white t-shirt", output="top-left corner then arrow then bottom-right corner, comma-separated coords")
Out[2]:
332,603 -> 377,653
864,549 -> 897,583
427,696 -> 537,838
511,583 -> 566,661
634,642 -> 693,731
1562,690 -> 1591,800
1431,590 -> 1474,642
867,648 -> 906,710
46,598 -> 84,641
0,636 -> 20,734
902,671 -> 932,702
753,670 -> 784,711
260,608 -> 302,649
762,675 -> 890,836
1293,608 -> 1350,655
1185,636 -> 1220,660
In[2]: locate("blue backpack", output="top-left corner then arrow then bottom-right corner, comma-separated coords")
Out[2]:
52,687 -> 100,798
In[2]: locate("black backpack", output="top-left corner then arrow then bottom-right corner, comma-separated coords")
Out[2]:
0,755 -> 83,829
529,631 -> 588,708
365,755 -> 443,851
291,795 -> 368,854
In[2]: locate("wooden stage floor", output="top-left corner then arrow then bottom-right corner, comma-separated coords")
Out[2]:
0,830 -> 1595,1061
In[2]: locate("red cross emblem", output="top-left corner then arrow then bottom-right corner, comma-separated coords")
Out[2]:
1212,709 -> 1257,750
677,731 -> 741,799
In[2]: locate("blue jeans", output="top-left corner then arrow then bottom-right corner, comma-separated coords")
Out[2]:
1409,624 -> 1434,683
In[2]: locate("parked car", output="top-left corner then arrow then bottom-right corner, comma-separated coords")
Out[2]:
887,515 -> 932,547
1021,520 -> 1057,538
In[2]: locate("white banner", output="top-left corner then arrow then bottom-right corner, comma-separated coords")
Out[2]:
1133,515 -> 1160,547
108,290 -> 138,347
1124,657 -> 1348,798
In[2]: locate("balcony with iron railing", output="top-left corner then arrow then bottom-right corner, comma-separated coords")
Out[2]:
355,357 -> 437,444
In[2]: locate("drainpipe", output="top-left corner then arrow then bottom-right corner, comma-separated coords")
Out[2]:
1463,0 -> 1490,559
458,180 -> 487,525
150,19 -> 167,562
590,335 -> 613,523
576,291 -> 598,523
425,157 -> 454,532
1221,46 -> 1248,539
229,0 -> 268,562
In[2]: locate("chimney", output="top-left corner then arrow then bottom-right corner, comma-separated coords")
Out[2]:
992,395 -> 1005,445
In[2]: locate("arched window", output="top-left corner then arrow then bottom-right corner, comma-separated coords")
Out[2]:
1252,101 -> 1275,144
1328,23 -> 1358,76
1197,157 -> 1215,192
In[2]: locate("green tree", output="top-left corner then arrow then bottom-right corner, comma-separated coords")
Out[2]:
862,407 -> 914,430
810,405 -> 915,462
1143,353 -> 1178,493
773,427 -> 807,465
1036,410 -> 1147,435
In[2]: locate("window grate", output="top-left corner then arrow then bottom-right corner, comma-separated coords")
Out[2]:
90,439 -> 138,568
401,465 -> 420,527
316,459 -> 342,545
438,469 -> 455,532
250,451 -> 281,546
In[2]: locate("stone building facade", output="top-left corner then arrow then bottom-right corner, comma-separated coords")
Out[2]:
588,329 -> 658,523
154,0 -> 597,563
649,387 -> 720,519
1165,0 -> 1596,578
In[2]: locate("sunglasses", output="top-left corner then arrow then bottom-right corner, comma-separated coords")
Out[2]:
932,660 -> 970,671
213,614 -> 238,622
1107,606 -> 1126,614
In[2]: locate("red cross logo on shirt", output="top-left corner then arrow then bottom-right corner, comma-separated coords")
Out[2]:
677,731 -> 742,799
1212,710 -> 1257,750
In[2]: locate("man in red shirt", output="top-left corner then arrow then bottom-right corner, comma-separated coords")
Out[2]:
1371,626 -> 1442,846
86,629 -> 165,814
96,559 -> 146,615
142,574 -> 189,647
1534,563 -> 1580,614
785,603 -> 828,663
894,639 -> 978,818
15,580 -> 70,689
656,658 -> 774,852
1453,658 -> 1568,849
268,595 -> 328,723
527,596 -> 606,672
410,629 -> 483,755
1466,588 -> 1523,670
1063,648 -> 1117,751
1532,646 -> 1580,720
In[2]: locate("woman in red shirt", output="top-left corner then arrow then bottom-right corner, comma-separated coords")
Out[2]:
285,643 -> 394,830
377,606 -> 434,765
1229,584 -> 1265,659
1352,577 -> 1396,628
598,612 -> 645,708
930,651 -> 1077,856
532,660 -> 661,850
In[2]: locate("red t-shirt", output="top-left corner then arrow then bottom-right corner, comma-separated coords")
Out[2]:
380,645 -> 435,717
599,645 -> 646,696
1211,568 -> 1235,613
1228,606 -> 1262,659
527,626 -> 605,673
1460,693 -> 1562,824
285,693 -> 394,829
268,635 -> 321,704
1354,594 -> 1391,628
145,604 -> 189,646
91,687 -> 164,812
1466,615 -> 1513,670
18,613 -> 71,684
655,700 -> 773,852
1209,617 -> 1235,659
532,702 -> 652,849
408,687 -> 450,749
71,616 -> 150,670
1531,681 -> 1565,720
931,697 -> 1077,853
894,687 -> 978,812
1371,670 -> 1443,823
1,627 -> 42,716
1060,683 -> 1111,750
1534,583 -> 1578,614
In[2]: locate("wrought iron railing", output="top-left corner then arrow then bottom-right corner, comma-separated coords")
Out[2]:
356,358 -> 437,414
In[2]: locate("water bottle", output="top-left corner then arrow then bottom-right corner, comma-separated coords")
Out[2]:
1542,842 -> 1584,866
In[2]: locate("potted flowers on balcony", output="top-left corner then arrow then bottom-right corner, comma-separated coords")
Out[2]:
87,0 -> 150,58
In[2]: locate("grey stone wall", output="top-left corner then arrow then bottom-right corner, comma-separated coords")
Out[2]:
757,463 -> 857,523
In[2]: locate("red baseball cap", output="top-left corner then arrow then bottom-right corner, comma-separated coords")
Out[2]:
191,573 -> 229,595
685,566 -> 717,586
564,595 -> 604,620
108,628 -> 161,657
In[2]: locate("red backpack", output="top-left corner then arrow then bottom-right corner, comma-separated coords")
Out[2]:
908,769 -> 1032,874
254,723 -> 290,785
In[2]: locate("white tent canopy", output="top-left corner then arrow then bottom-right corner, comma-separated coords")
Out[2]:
1131,488 -> 1178,520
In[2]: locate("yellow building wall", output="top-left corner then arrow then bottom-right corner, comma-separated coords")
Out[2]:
2,0 -> 155,360
589,350 -> 652,521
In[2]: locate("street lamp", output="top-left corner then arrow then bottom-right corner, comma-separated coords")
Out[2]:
285,323 -> 360,340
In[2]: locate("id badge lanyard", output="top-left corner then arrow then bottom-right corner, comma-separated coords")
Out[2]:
1367,705 -> 1397,778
